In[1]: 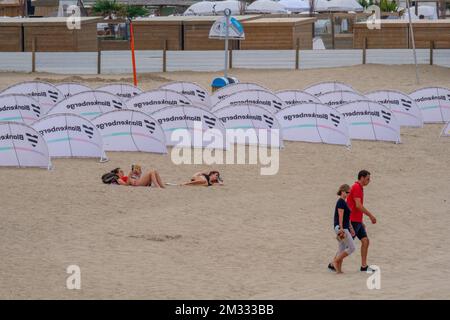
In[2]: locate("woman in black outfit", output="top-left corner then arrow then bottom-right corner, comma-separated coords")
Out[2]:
182,171 -> 223,186
328,184 -> 356,274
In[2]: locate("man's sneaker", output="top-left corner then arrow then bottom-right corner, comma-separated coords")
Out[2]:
360,265 -> 375,273
328,263 -> 336,272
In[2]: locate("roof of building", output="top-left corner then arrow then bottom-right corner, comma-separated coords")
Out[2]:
82,0 -> 199,6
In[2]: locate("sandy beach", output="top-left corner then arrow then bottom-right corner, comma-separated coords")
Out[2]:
1,64 -> 450,299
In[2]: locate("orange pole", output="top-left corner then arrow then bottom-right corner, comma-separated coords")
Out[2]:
129,20 -> 138,86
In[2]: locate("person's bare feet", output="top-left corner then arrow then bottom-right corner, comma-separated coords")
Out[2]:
333,259 -> 341,274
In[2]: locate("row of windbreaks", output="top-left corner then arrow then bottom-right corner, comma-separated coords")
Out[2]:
0,80 -> 449,169
2,80 -> 450,123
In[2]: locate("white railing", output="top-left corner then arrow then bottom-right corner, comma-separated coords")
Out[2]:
0,49 -> 449,74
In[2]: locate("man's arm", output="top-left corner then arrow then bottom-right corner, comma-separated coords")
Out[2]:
355,198 -> 377,224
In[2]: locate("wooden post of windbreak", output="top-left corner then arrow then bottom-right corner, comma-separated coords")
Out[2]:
97,38 -> 101,75
429,40 -> 434,65
331,13 -> 335,50
163,39 -> 167,72
295,38 -> 300,70
31,37 -> 36,73
362,37 -> 367,65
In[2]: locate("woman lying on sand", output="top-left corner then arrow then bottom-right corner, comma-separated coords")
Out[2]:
109,166 -> 165,188
181,171 -> 223,187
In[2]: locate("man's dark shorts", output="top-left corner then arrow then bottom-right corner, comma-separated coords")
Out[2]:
351,222 -> 368,240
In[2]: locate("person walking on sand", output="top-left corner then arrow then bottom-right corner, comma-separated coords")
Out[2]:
331,184 -> 356,274
347,170 -> 377,272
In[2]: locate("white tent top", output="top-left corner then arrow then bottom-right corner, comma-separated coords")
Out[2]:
159,81 -> 211,109
215,0 -> 242,15
92,110 -> 167,154
278,0 -> 310,13
184,0 -> 242,16
0,121 -> 52,169
55,82 -> 91,98
304,81 -> 356,96
211,82 -> 271,106
365,89 -> 423,128
32,113 -> 107,161
246,0 -> 288,14
276,103 -> 351,146
314,0 -> 363,12
0,81 -> 63,115
184,1 -> 215,16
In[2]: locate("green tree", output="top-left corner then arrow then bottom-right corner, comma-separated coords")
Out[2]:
92,0 -> 149,19
92,0 -> 149,38
379,0 -> 398,12
120,5 -> 149,19
92,0 -> 122,19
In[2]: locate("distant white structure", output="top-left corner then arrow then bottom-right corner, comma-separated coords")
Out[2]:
278,0 -> 310,13
184,1 -> 215,16
184,0 -> 242,16
401,5 -> 438,20
313,37 -> 326,49
314,0 -> 363,12
246,0 -> 288,14
214,0 -> 243,15
57,0 -> 78,17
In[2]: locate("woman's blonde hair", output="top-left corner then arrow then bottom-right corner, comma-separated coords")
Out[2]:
337,184 -> 350,196
131,164 -> 142,172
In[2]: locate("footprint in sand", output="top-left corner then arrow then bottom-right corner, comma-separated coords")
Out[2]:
127,234 -> 182,242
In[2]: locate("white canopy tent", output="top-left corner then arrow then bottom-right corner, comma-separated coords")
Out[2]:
47,91 -> 125,120
212,89 -> 285,113
32,113 -> 107,161
215,0 -> 243,15
0,94 -> 42,125
92,110 -> 167,154
214,104 -> 284,147
336,101 -> 401,143
278,0 -> 310,13
276,90 -> 321,106
125,89 -> 193,115
96,83 -> 143,101
184,1 -> 215,15
0,81 -> 63,116
365,90 -> 424,128
184,1 -> 242,16
56,83 -> 91,98
151,105 -> 227,149
276,103 -> 351,146
159,82 -> 212,109
304,81 -> 356,96
0,121 -> 52,169
409,87 -> 450,123
314,0 -> 363,12
211,82 -> 271,106
317,90 -> 369,108
246,0 -> 288,14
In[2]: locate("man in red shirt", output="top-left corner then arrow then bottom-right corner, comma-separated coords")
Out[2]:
347,170 -> 377,272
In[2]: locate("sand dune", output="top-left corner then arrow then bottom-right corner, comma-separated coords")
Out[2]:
0,65 -> 449,299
